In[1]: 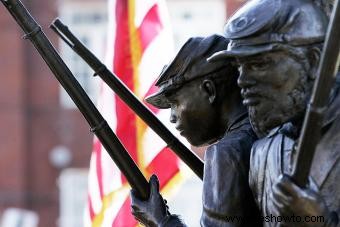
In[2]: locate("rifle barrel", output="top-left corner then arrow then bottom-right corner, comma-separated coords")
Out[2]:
292,0 -> 340,187
1,0 -> 150,199
50,19 -> 204,180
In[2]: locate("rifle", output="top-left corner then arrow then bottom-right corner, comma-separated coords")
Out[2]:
291,0 -> 340,187
50,19 -> 204,180
0,0 -> 150,199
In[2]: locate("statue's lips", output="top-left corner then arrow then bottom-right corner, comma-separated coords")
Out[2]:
241,89 -> 262,106
243,98 -> 261,106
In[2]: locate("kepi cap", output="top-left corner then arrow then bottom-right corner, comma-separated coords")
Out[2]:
146,35 -> 232,109
209,0 -> 328,61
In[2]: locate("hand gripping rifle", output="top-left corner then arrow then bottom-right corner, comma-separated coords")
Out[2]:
49,19 -> 204,180
0,0 -> 150,199
291,0 -> 340,188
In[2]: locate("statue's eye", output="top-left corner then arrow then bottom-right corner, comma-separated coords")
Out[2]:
167,96 -> 178,107
250,61 -> 270,71
169,101 -> 180,111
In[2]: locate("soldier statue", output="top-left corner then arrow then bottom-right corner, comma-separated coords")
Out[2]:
210,0 -> 339,226
130,35 -> 261,226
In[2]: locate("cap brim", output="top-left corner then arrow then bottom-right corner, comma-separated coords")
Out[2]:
207,44 -> 275,62
145,89 -> 170,109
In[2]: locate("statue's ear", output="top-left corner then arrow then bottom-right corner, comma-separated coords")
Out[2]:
307,47 -> 321,80
201,79 -> 216,104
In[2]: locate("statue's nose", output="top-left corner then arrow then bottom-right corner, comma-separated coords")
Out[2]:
169,109 -> 177,124
237,70 -> 256,89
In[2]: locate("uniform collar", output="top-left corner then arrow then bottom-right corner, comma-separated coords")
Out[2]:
265,123 -> 299,139
266,126 -> 281,138
226,112 -> 249,133
278,122 -> 300,140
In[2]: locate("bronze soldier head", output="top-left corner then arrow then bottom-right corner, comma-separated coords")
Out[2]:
146,35 -> 242,146
209,0 -> 328,136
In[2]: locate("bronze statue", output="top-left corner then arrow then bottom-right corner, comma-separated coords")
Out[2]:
130,35 -> 261,226
210,0 -> 339,226
313,0 -> 335,17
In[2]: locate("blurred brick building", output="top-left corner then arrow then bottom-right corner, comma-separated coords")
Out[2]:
0,0 -> 246,226
0,0 -> 94,226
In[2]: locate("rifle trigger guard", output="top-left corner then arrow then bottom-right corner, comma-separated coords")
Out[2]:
91,120 -> 107,133
23,26 -> 42,40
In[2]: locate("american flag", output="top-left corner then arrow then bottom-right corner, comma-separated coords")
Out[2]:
84,0 -> 186,226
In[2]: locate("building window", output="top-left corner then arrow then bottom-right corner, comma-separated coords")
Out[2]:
58,1 -> 107,108
167,0 -> 226,50
59,168 -> 88,227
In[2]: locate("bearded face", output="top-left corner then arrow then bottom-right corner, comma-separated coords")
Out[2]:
237,51 -> 315,136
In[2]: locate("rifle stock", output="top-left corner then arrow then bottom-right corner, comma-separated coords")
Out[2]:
50,19 -> 204,180
1,0 -> 150,199
292,0 -> 340,187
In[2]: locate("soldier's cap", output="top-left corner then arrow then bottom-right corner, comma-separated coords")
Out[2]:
145,35 -> 232,109
208,0 -> 328,62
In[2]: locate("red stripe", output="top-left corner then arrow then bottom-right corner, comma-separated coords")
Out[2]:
88,193 -> 95,221
114,0 -> 138,185
94,140 -> 104,199
146,147 -> 180,188
137,3 -> 163,114
112,197 -> 137,227
137,4 -> 163,52
138,3 -> 163,114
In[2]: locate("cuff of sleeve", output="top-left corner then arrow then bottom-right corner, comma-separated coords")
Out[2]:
323,211 -> 339,227
159,214 -> 187,227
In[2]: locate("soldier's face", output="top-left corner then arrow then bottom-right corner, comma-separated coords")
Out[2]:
237,51 -> 312,136
166,80 -> 221,146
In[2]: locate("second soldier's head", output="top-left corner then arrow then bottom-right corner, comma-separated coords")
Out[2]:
209,0 -> 328,136
146,35 -> 241,146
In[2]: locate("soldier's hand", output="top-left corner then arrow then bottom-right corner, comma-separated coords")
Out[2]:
271,175 -> 338,226
130,174 -> 169,227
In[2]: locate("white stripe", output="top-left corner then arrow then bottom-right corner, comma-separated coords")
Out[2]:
138,29 -> 175,97
100,143 -> 123,194
134,0 -> 158,27
87,149 -> 103,214
137,0 -> 174,97
104,0 -> 116,71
